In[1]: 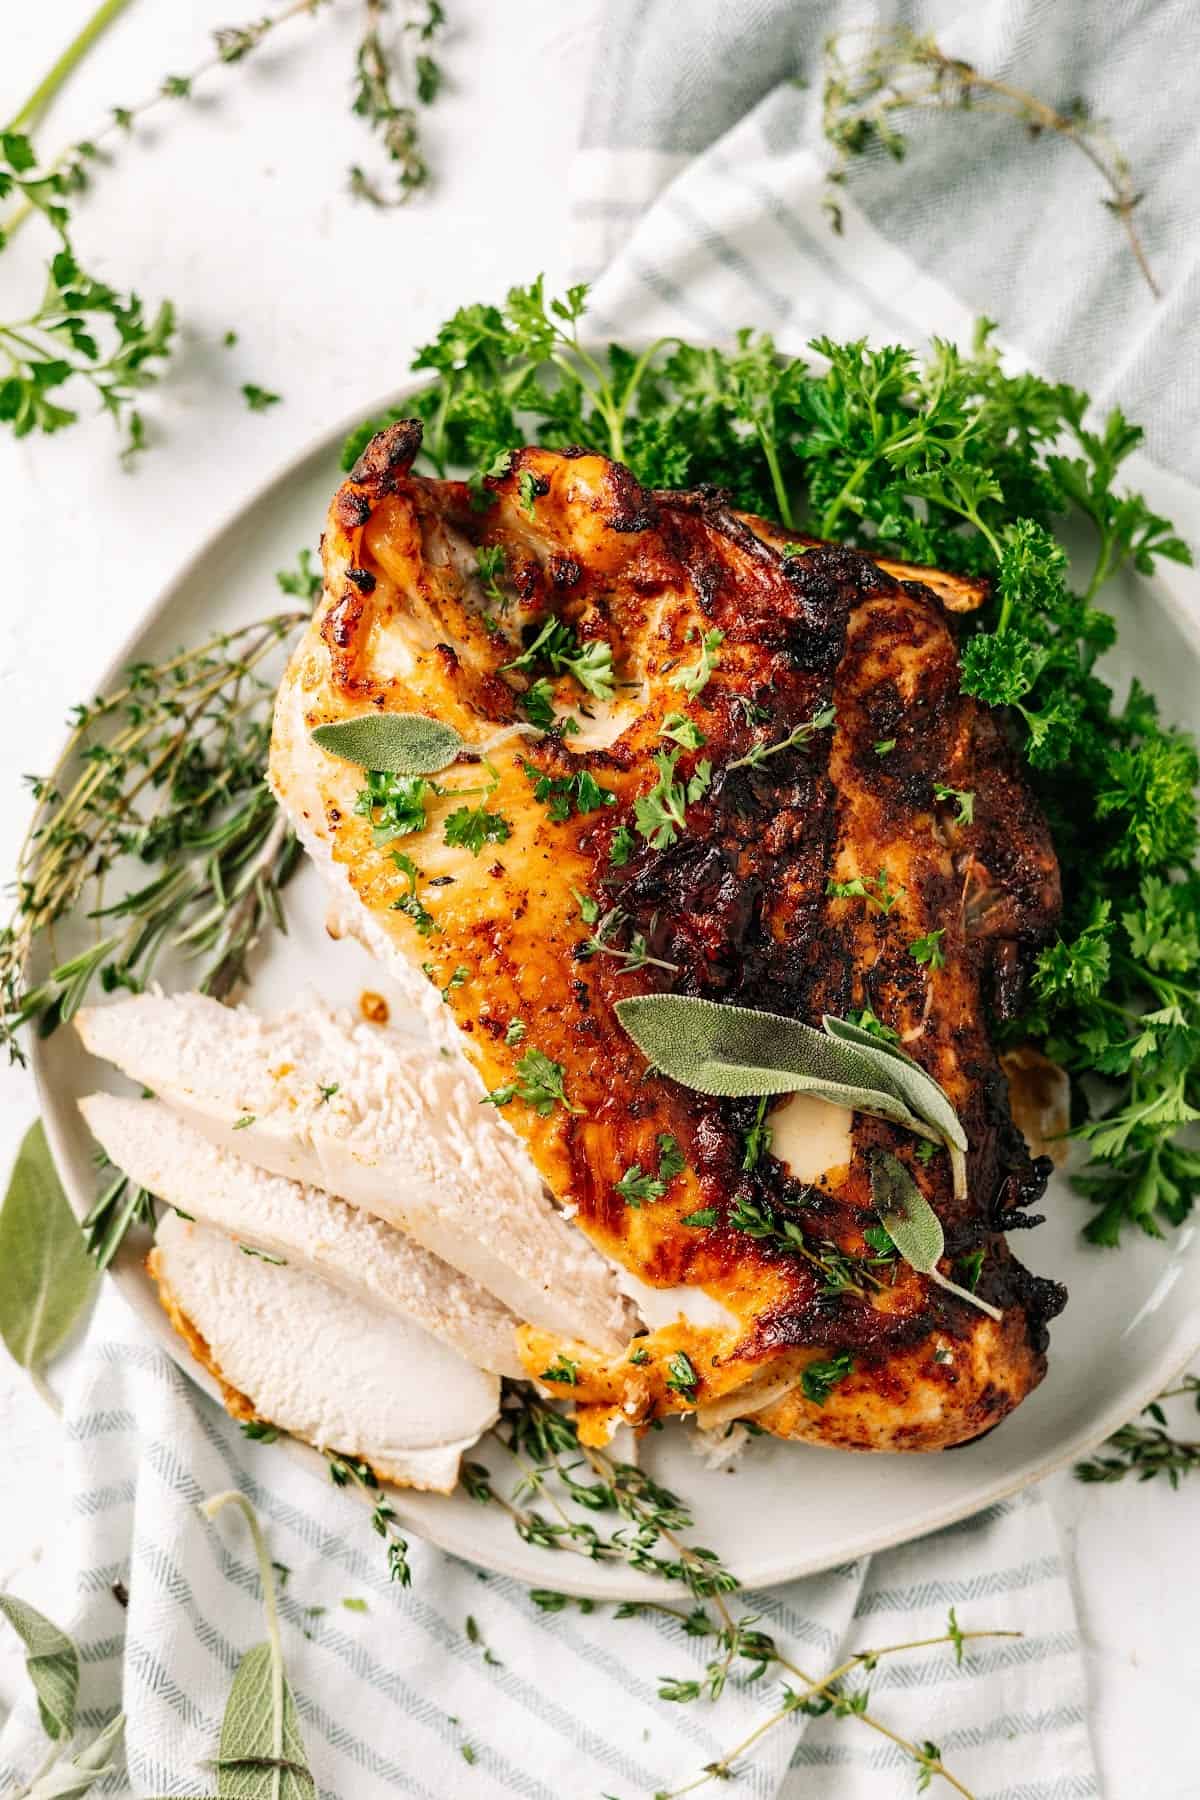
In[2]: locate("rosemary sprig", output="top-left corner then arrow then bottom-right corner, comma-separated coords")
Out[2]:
1,607 -> 308,1066
1075,1376 -> 1200,1487
821,27 -> 1159,295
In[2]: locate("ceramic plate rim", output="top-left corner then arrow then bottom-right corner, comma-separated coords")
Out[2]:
31,376 -> 1200,1601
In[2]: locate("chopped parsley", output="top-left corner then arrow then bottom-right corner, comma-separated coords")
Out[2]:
443,803 -> 511,855
634,750 -> 712,849
520,676 -> 557,730
355,769 -> 436,841
522,761 -> 616,822
233,1114 -> 255,1131
516,469 -> 538,516
540,1354 -> 579,1385
391,851 -> 438,936
504,1018 -> 527,1046
846,1007 -> 899,1044
659,711 -> 707,750
910,928 -> 947,969
801,1352 -> 855,1406
669,626 -> 724,700
317,1083 -> 340,1104
826,868 -> 905,914
503,616 -> 615,701
476,544 -> 507,615
933,782 -> 975,825
484,1048 -> 581,1116
874,738 -> 897,755
608,823 -> 637,867
957,1248 -> 986,1292
615,1133 -> 687,1207
665,1351 -> 698,1397
628,1345 -> 651,1365
242,382 -> 281,412
682,1207 -> 719,1228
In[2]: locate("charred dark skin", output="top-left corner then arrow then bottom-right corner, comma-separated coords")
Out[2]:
275,420 -> 1068,1452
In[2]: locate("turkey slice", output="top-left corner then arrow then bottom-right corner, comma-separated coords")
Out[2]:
75,993 -> 633,1351
81,1092 -> 523,1378
149,1212 -> 498,1492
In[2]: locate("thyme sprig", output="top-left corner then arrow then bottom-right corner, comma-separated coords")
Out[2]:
327,1451 -> 413,1585
821,27 -> 1159,295
1075,1376 -> 1200,1487
350,0 -> 448,206
2,0 -> 332,243
475,1400 -> 1010,1800
653,1607 -> 1019,1799
1,607 -> 308,1066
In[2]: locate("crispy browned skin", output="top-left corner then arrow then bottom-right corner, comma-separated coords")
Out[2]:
270,422 -> 1067,1452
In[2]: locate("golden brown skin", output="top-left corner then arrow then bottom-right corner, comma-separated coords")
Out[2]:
270,422 -> 1067,1453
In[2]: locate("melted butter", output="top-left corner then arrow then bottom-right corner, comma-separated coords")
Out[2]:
770,1093 -> 853,1184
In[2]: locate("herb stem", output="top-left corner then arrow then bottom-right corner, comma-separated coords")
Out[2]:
4,0 -> 136,134
27,1367 -> 63,1418
1,0 -> 329,243
203,1490 -> 286,1764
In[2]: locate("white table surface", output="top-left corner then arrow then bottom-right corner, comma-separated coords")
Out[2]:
0,5 -> 1196,1794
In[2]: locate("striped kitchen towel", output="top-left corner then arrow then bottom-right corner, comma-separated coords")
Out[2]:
0,1289 -> 1094,1798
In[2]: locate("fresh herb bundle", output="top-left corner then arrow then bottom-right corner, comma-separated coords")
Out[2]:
0,602 -> 309,1067
353,277 -> 1197,1245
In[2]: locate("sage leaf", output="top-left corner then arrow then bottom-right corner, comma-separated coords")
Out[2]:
821,1016 -> 967,1151
204,1490 -> 315,1800
310,712 -> 466,774
217,1644 -> 315,1798
821,1014 -> 968,1200
0,1593 -> 79,1740
0,1121 -> 97,1383
870,1151 -> 1002,1321
25,1713 -> 124,1797
614,994 -> 937,1139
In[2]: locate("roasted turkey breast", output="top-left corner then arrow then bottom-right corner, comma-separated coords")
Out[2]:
269,420 -> 1067,1452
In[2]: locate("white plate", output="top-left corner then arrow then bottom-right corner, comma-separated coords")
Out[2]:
33,383 -> 1200,1602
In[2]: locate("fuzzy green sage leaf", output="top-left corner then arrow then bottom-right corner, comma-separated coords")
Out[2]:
204,1490 -> 315,1799
822,1014 -> 968,1200
311,713 -> 466,775
613,996 -> 957,1155
0,1592 -> 79,1741
25,1712 -> 125,1798
0,1121 -> 98,1388
870,1151 -> 1002,1321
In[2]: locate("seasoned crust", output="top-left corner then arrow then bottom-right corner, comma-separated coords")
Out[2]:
269,419 -> 1066,1453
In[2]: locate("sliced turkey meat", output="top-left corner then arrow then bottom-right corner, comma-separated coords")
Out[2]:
75,993 -> 633,1351
81,1092 -> 523,1378
149,1212 -> 498,1491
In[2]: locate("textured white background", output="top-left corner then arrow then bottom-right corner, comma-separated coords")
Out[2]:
0,4 -> 1196,1794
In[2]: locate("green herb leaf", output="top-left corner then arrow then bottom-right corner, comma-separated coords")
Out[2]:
311,713 -> 466,774
0,1593 -> 79,1740
869,1152 -> 1002,1321
205,1491 -> 315,1799
614,997 -> 959,1160
0,1121 -> 97,1383
801,1352 -> 855,1406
